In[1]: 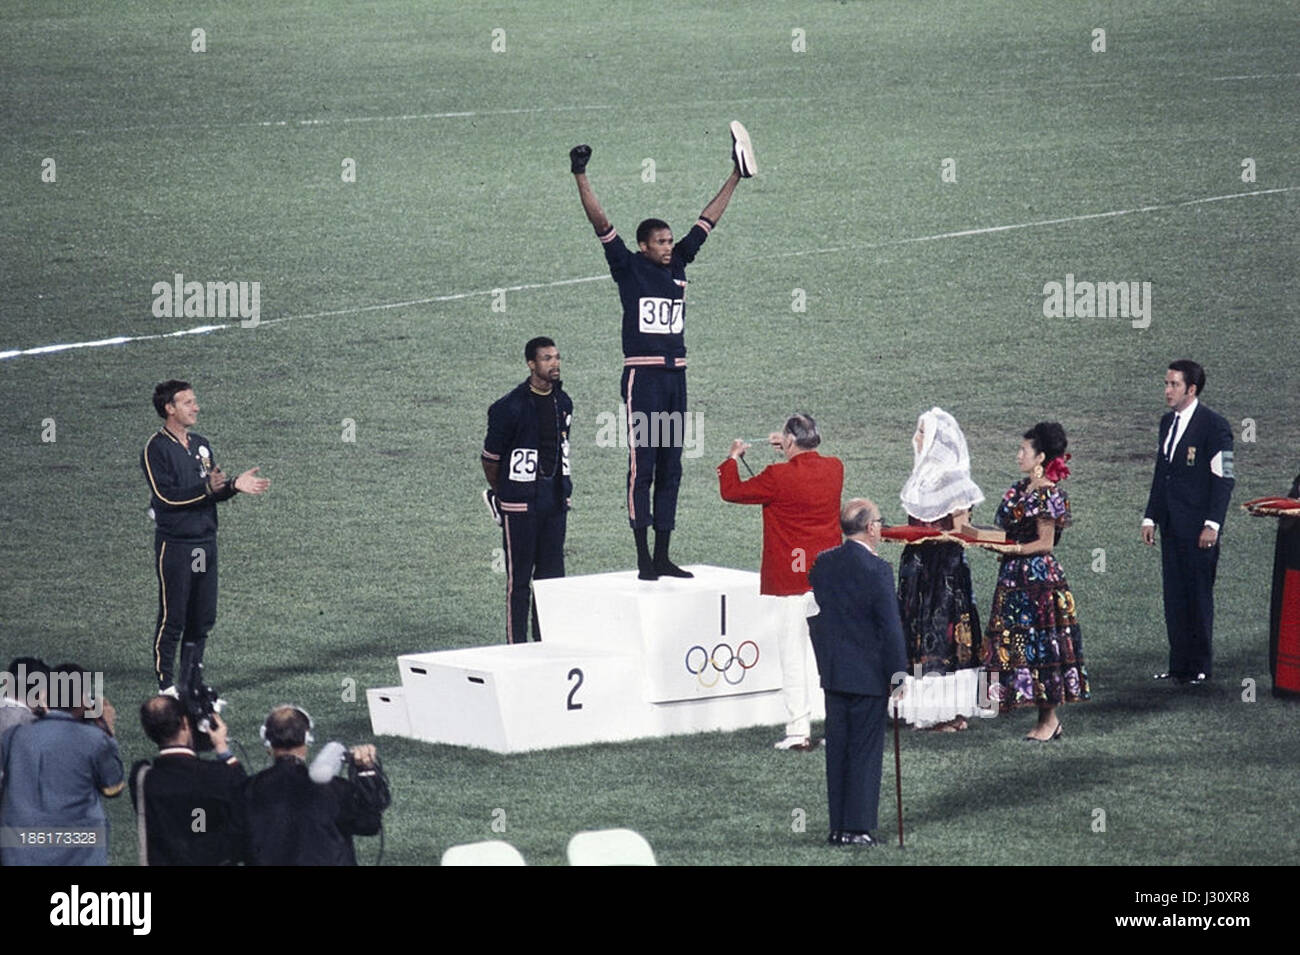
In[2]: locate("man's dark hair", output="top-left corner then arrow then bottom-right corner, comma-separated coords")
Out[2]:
1168,359 -> 1206,397
264,705 -> 311,750
47,662 -> 89,714
1024,421 -> 1069,462
4,657 -> 48,703
636,218 -> 671,246
784,413 -> 821,450
140,695 -> 188,746
152,379 -> 192,418
525,337 -> 556,363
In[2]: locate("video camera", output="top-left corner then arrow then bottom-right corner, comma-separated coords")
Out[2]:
181,660 -> 225,753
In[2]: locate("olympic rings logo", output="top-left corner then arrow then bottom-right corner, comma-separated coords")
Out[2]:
684,641 -> 760,687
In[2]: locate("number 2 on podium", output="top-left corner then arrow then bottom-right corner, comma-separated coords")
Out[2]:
566,667 -> 584,710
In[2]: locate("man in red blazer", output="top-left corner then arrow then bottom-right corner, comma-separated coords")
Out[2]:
718,413 -> 844,750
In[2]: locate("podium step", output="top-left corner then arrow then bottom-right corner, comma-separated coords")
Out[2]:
371,566 -> 810,752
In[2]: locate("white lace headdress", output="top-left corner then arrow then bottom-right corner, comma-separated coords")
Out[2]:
899,407 -> 984,522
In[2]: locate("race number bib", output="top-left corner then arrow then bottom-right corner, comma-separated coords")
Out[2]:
638,296 -> 684,335
508,448 -> 537,482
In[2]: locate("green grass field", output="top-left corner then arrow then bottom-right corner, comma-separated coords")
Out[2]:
1,0 -> 1297,868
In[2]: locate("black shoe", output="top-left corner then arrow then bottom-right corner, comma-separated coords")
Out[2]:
827,831 -> 845,846
841,831 -> 878,847
1186,673 -> 1209,686
651,529 -> 692,577
634,528 -> 655,579
1153,672 -> 1176,681
653,560 -> 694,579
1024,722 -> 1064,742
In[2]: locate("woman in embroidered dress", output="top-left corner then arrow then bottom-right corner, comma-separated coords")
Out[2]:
983,422 -> 1090,740
896,408 -> 985,732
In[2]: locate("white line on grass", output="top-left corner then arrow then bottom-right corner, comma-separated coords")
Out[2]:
3,187 -> 1294,361
252,275 -> 610,330
0,325 -> 228,360
242,95 -> 806,130
0,280 -> 610,360
1207,73 -> 1300,81
245,103 -> 619,129
57,104 -> 619,136
777,186 -> 1299,259
55,96 -> 810,136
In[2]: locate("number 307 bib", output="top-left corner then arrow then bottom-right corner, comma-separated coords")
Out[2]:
638,297 -> 684,335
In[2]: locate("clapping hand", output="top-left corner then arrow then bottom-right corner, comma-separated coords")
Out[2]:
234,467 -> 270,494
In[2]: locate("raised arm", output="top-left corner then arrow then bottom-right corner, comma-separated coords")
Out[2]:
717,449 -> 779,505
699,168 -> 742,226
570,146 -> 611,234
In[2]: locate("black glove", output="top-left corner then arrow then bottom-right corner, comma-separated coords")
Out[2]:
569,144 -> 592,174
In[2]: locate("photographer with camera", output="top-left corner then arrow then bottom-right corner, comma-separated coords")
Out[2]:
130,694 -> 246,866
238,705 -> 390,866
0,663 -> 124,865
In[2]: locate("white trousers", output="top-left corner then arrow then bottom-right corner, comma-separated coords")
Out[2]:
777,592 -> 824,737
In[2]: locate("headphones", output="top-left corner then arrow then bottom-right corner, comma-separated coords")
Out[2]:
259,704 -> 315,750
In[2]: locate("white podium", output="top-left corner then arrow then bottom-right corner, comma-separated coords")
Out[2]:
368,566 -> 806,753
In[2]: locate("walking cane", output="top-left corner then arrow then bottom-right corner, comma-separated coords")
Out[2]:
892,697 -> 904,849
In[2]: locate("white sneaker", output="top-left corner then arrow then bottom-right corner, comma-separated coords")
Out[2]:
774,735 -> 812,750
159,685 -> 180,699
730,121 -> 757,178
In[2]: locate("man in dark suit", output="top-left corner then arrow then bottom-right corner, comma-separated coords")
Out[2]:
130,694 -> 246,866
238,705 -> 387,865
807,499 -> 908,847
1142,359 -> 1235,685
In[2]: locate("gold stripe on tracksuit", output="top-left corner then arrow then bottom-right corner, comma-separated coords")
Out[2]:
153,541 -> 168,681
143,431 -> 207,506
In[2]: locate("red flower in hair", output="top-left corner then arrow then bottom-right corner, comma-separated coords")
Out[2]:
1044,454 -> 1072,482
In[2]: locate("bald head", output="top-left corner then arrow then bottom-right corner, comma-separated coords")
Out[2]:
141,694 -> 190,747
841,497 -> 882,545
263,705 -> 311,753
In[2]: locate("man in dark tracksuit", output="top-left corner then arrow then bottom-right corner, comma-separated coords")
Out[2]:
481,339 -> 573,643
141,380 -> 269,694
570,139 -> 746,579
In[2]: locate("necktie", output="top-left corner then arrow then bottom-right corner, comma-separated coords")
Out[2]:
1164,413 -> 1179,460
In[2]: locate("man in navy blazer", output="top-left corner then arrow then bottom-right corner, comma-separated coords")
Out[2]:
807,498 -> 908,846
1142,360 -> 1235,684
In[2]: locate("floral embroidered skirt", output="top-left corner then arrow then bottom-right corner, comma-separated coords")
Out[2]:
897,542 -> 985,727
983,554 -> 1090,710
899,541 -> 982,673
